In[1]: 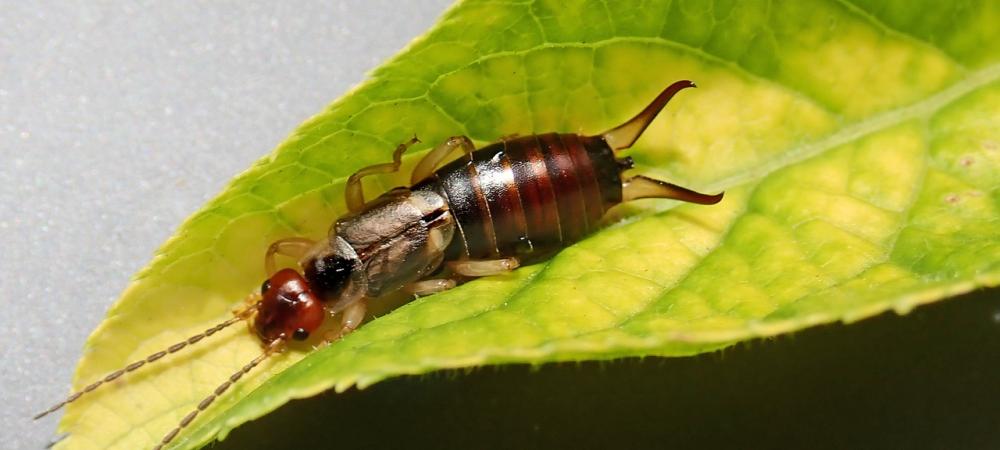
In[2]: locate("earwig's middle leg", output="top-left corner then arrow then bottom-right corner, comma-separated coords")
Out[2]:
410,135 -> 476,184
346,136 -> 421,213
448,257 -> 520,277
264,237 -> 316,275
405,278 -> 457,296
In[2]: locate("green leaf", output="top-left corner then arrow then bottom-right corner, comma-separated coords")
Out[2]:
57,1 -> 1000,449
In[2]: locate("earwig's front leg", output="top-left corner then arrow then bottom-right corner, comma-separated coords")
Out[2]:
346,136 -> 421,213
236,293 -> 263,337
621,175 -> 723,205
235,294 -> 260,318
406,278 -> 457,296
265,237 -> 316,275
410,135 -> 476,184
323,298 -> 368,344
448,258 -> 519,277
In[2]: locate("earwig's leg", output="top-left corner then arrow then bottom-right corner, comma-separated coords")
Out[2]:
235,294 -> 263,337
405,278 -> 456,296
448,257 -> 519,277
323,299 -> 368,344
346,136 -> 421,213
410,135 -> 476,184
265,237 -> 316,275
622,175 -> 723,205
234,294 -> 260,318
599,80 -> 696,150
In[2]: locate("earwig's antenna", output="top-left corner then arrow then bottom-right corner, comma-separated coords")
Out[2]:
33,310 -> 254,421
153,338 -> 284,450
599,80 -> 696,151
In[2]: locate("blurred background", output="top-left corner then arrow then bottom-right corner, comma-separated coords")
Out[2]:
2,1 -> 998,449
0,2 -> 451,448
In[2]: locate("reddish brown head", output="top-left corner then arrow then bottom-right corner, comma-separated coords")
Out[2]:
35,267 -> 325,450
254,268 -> 325,343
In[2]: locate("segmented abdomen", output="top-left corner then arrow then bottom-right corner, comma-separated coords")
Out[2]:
413,133 -> 624,264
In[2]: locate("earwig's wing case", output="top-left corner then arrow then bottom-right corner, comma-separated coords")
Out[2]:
55,1 -> 1000,449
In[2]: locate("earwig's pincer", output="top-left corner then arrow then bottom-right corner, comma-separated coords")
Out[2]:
37,80 -> 723,449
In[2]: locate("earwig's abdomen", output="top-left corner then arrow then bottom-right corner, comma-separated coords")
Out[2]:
413,133 -> 623,264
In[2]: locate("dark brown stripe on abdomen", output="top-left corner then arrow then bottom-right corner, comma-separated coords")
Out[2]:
562,133 -> 607,221
437,160 -> 489,258
473,145 -> 527,256
504,137 -> 561,255
540,133 -> 589,242
432,133 -> 624,262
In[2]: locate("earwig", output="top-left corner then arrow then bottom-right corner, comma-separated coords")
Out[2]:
36,80 -> 722,449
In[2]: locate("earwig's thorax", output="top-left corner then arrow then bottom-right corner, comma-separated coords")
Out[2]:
253,268 -> 324,343
302,248 -> 355,300
300,235 -> 364,303
332,186 -> 455,298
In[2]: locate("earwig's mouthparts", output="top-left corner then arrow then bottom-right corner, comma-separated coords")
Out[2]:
33,310 -> 254,421
599,80 -> 696,150
153,338 -> 285,450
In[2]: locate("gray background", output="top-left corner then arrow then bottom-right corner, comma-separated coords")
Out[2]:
5,3 -> 1000,450
0,1 -> 452,448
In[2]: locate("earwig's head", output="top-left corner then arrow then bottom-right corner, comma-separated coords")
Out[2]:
36,268 -> 314,447
254,268 -> 325,343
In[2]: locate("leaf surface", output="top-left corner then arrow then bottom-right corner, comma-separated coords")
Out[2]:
57,1 -> 1000,449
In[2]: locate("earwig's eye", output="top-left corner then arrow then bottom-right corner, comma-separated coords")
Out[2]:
260,279 -> 271,294
292,328 -> 309,341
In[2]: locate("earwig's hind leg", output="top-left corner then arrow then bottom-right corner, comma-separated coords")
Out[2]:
323,298 -> 368,344
406,278 -> 457,296
622,175 -> 723,205
599,80 -> 696,150
410,135 -> 476,184
265,237 -> 316,275
448,257 -> 519,277
346,136 -> 421,213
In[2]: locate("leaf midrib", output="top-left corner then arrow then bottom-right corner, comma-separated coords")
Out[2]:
703,62 -> 1000,192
